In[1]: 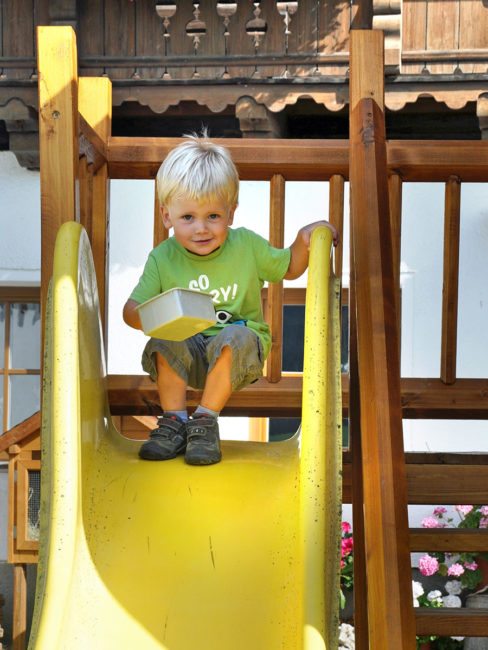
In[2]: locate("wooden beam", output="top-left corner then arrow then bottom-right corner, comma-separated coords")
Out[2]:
78,76 -> 112,339
12,564 -> 27,650
266,174 -> 285,383
387,140 -> 488,182
78,115 -> 107,172
388,172 -> 402,339
349,257 -> 369,649
104,137 -> 488,182
400,377 -> 488,418
343,454 -> 488,503
0,412 -> 40,453
406,462 -> 488,504
328,175 -> 345,278
106,137 -> 350,180
415,608 -> 488,637
349,30 -> 416,648
440,176 -> 461,384
410,528 -> 488,552
37,26 -> 79,335
108,374 -> 304,417
107,374 -> 488,418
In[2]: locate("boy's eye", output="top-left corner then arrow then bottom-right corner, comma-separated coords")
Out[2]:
208,213 -> 220,220
181,214 -> 193,221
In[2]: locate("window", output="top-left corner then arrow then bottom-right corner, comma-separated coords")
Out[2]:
0,288 -> 41,434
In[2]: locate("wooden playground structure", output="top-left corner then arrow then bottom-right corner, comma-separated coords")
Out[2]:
2,24 -> 488,648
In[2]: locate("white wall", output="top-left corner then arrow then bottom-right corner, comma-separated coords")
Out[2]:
0,153 -> 40,286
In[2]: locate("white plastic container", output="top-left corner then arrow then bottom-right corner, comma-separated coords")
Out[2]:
135,288 -> 216,341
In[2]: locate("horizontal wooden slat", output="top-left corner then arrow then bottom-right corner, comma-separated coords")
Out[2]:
107,375 -> 488,418
410,528 -> 488,552
104,137 -> 488,182
342,455 -> 488,504
406,463 -> 488,504
400,377 -> 488,418
106,137 -> 350,180
415,608 -> 488,637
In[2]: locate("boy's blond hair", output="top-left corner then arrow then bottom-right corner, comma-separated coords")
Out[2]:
156,132 -> 239,207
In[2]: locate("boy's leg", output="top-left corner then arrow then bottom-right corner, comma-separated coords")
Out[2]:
200,345 -> 233,412
139,352 -> 189,461
185,346 -> 232,466
156,352 -> 188,413
185,325 -> 264,465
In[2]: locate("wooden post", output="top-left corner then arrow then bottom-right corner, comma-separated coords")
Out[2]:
12,564 -> 27,650
329,175 -> 344,279
388,172 -> 403,340
349,249 -> 369,650
266,174 -> 285,383
349,30 -> 416,648
37,26 -> 79,333
78,76 -> 112,338
440,176 -> 461,385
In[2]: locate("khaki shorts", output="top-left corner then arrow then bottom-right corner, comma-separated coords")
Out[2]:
141,324 -> 264,391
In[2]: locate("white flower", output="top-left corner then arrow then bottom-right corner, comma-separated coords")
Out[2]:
427,590 -> 443,605
451,637 -> 465,642
443,594 -> 462,608
412,581 -> 424,598
338,623 -> 355,649
445,580 -> 463,595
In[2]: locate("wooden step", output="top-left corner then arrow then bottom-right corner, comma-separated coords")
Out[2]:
416,608 -> 488,637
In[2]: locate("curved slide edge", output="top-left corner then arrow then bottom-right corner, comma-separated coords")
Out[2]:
29,222 -> 342,649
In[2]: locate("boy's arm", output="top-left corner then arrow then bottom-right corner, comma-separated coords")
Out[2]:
123,299 -> 143,330
284,220 -> 338,280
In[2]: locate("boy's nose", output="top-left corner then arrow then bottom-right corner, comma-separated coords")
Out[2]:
194,219 -> 209,233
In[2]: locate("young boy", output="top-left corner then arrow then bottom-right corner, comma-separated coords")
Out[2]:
123,133 -> 337,466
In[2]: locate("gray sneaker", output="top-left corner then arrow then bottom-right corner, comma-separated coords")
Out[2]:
185,415 -> 222,466
139,415 -> 187,460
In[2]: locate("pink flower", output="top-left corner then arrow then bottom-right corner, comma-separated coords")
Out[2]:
341,521 -> 351,534
480,517 -> 488,529
422,516 -> 441,528
480,506 -> 488,516
341,537 -> 354,557
447,563 -> 465,577
455,505 -> 474,516
419,554 -> 439,577
464,562 -> 478,571
433,507 -> 447,516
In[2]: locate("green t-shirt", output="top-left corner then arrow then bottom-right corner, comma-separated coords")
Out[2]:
130,227 -> 291,358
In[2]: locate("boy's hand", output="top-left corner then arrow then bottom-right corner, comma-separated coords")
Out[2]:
298,220 -> 339,249
285,220 -> 339,280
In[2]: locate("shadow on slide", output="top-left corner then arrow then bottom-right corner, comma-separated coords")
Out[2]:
29,222 -> 342,650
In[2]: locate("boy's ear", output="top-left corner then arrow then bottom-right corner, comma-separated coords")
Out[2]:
228,204 -> 237,225
160,205 -> 172,229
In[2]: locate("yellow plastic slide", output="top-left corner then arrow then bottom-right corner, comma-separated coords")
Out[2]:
29,222 -> 342,650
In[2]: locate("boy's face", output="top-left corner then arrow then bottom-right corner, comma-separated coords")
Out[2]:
161,196 -> 236,256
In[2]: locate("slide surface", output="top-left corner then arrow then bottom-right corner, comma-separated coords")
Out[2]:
29,222 -> 342,650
